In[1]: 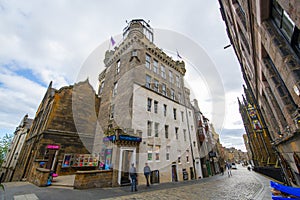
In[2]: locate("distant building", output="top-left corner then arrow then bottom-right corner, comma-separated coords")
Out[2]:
219,0 -> 300,185
1,115 -> 33,182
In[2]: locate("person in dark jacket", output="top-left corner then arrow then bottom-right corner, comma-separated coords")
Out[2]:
144,163 -> 151,186
129,163 -> 137,192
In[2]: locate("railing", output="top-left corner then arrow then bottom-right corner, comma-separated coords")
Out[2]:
271,181 -> 300,199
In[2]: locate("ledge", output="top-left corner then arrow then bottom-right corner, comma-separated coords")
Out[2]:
36,168 -> 50,172
76,170 -> 112,174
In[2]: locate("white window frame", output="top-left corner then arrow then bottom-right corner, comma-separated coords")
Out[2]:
146,54 -> 151,69
161,65 -> 166,79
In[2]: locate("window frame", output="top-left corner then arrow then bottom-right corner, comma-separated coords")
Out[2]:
162,83 -> 166,96
113,82 -> 118,97
165,125 -> 169,139
153,59 -> 158,74
116,60 -> 120,74
146,54 -> 151,69
161,65 -> 166,79
146,75 -> 151,88
154,100 -> 158,114
147,98 -> 152,112
147,121 -> 152,137
154,122 -> 159,137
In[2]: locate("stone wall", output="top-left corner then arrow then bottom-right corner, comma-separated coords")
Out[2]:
28,167 -> 50,187
74,170 -> 113,189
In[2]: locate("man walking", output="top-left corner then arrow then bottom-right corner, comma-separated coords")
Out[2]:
144,163 -> 151,187
129,163 -> 137,192
226,162 -> 232,177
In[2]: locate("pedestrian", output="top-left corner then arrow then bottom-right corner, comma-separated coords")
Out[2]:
226,162 -> 232,177
129,163 -> 137,192
144,163 -> 151,187
220,166 -> 224,175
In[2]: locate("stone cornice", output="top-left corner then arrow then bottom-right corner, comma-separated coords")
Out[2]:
105,34 -> 186,76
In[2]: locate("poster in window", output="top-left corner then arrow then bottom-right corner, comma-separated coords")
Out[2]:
105,149 -> 112,170
62,154 -> 72,167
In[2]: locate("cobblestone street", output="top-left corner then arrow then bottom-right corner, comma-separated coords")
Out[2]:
104,166 -> 271,200
2,165 -> 272,200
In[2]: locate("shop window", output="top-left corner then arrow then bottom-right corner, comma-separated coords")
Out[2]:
63,154 -> 98,168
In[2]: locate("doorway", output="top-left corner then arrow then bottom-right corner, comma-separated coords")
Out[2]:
45,150 -> 58,171
118,147 -> 136,185
171,164 -> 178,182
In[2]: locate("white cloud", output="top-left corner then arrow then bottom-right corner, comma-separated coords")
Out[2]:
0,68 -> 46,131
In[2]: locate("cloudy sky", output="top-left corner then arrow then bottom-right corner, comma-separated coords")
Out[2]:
0,0 -> 246,151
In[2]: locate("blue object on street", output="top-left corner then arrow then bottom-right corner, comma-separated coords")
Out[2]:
270,181 -> 300,198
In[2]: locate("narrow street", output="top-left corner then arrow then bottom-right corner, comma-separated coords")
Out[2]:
103,166 -> 271,200
2,165 -> 272,200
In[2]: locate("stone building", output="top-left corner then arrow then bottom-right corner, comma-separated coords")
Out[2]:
243,133 -> 253,164
219,0 -> 300,185
11,80 -> 100,182
191,99 -> 222,177
94,19 -> 202,185
5,19 -> 211,188
1,115 -> 33,182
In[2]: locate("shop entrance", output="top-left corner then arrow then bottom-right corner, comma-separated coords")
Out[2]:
150,170 -> 160,184
118,147 -> 136,185
45,149 -> 59,171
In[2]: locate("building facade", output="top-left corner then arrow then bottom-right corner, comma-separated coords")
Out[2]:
11,80 -> 100,182
2,19 -> 228,188
94,19 -> 202,185
219,0 -> 300,185
1,115 -> 33,182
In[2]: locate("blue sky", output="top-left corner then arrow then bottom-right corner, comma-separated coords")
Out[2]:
0,0 -> 246,151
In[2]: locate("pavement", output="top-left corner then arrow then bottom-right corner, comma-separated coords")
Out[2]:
0,165 -> 273,200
